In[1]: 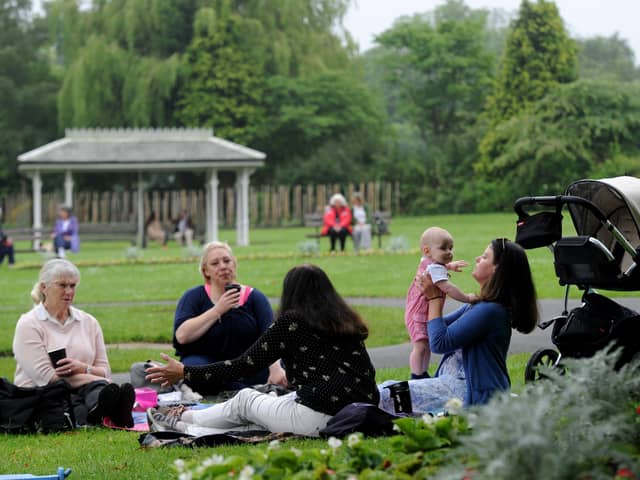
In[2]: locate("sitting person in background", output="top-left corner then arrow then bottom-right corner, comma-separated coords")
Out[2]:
379,238 -> 538,414
144,210 -> 168,248
146,264 -> 379,437
351,192 -> 372,252
51,205 -> 79,258
172,241 -> 286,391
173,209 -> 195,248
321,193 -> 352,252
12,259 -> 135,427
0,226 -> 15,267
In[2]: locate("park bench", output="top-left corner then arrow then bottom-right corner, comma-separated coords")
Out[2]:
304,212 -> 324,239
303,210 -> 392,248
3,223 -> 138,252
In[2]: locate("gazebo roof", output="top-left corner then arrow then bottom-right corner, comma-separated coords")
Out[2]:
18,128 -> 266,172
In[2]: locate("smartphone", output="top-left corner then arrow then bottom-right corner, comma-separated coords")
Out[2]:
48,347 -> 67,367
224,283 -> 241,293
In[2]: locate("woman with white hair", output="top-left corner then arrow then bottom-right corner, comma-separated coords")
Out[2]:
321,193 -> 353,252
12,259 -> 135,427
172,241 -> 287,392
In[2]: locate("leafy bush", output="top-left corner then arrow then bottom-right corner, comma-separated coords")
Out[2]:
436,347 -> 640,479
385,236 -> 409,253
297,240 -> 320,256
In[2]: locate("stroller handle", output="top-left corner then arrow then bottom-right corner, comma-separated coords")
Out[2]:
514,195 -> 607,222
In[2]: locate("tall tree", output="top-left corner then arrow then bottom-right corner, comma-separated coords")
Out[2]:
475,80 -> 640,210
577,34 -> 639,82
174,6 -> 266,144
254,72 -> 384,183
375,0 -> 495,146
0,0 -> 59,193
484,0 -> 577,124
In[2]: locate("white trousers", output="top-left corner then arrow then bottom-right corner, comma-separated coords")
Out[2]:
173,228 -> 194,248
353,223 -> 372,251
182,388 -> 332,437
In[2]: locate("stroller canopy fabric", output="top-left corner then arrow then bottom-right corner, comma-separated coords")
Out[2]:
566,176 -> 640,273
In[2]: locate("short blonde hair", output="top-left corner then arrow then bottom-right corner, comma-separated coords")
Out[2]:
30,259 -> 80,304
199,241 -> 235,276
420,226 -> 452,248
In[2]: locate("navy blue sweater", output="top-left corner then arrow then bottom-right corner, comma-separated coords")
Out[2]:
429,302 -> 511,406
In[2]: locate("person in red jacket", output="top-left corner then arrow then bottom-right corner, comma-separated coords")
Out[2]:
321,193 -> 352,252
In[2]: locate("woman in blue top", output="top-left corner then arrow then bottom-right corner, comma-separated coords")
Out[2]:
173,241 -> 286,391
379,238 -> 538,413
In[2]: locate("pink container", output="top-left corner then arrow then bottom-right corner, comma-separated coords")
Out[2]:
133,387 -> 158,412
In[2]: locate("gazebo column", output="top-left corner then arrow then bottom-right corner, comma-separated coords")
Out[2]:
235,168 -> 252,246
31,171 -> 43,251
64,170 -> 74,207
206,169 -> 219,242
136,172 -> 145,247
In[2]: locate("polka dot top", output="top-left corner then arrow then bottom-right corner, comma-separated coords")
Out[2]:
183,311 -> 380,416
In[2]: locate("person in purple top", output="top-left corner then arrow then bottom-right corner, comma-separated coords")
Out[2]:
51,206 -> 79,258
172,241 -> 287,392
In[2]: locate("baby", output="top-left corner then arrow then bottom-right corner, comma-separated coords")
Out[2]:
405,226 -> 476,379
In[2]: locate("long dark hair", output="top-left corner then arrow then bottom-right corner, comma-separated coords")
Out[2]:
480,239 -> 539,334
278,264 -> 368,338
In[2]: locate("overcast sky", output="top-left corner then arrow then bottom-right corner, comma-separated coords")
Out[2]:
344,0 -> 640,63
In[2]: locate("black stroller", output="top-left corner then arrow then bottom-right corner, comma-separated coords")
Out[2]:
514,176 -> 640,382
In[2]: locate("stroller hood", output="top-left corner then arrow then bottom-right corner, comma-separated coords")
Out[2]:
566,176 -> 640,274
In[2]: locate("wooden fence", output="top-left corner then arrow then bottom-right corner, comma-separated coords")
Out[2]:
1,182 -> 400,230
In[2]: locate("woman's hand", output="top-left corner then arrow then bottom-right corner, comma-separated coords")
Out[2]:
145,353 -> 185,387
267,361 -> 288,388
55,357 -> 84,377
417,271 -> 441,299
215,288 -> 242,314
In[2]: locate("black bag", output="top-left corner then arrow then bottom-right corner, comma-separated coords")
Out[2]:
319,403 -> 398,438
0,378 -> 75,434
516,206 -> 562,249
551,292 -> 639,362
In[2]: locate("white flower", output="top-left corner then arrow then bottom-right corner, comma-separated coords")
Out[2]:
178,473 -> 192,480
268,440 -> 281,450
173,459 -> 186,471
202,454 -> 225,466
327,436 -> 343,449
290,447 -> 302,457
238,465 -> 255,480
444,397 -> 464,414
347,433 -> 361,447
422,413 -> 436,424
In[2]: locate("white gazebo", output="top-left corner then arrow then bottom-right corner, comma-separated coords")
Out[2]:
17,128 -> 266,247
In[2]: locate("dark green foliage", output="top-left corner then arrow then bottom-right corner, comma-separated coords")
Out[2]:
476,80 -> 640,209
485,0 -> 577,123
577,34 -> 640,82
173,7 -> 266,144
375,1 -> 495,144
254,72 -> 385,184
0,0 -> 59,191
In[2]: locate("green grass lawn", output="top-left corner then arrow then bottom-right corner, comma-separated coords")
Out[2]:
0,214 -> 561,478
0,355 -> 530,479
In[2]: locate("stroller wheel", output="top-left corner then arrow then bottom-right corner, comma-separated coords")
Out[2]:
524,348 -> 560,383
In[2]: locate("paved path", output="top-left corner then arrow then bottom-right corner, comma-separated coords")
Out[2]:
109,296 -> 640,382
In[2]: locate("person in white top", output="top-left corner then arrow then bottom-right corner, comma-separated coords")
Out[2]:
350,192 -> 372,252
12,259 -> 135,427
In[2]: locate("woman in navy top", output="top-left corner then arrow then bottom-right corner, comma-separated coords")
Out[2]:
147,264 -> 378,437
379,238 -> 538,413
173,241 -> 286,391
